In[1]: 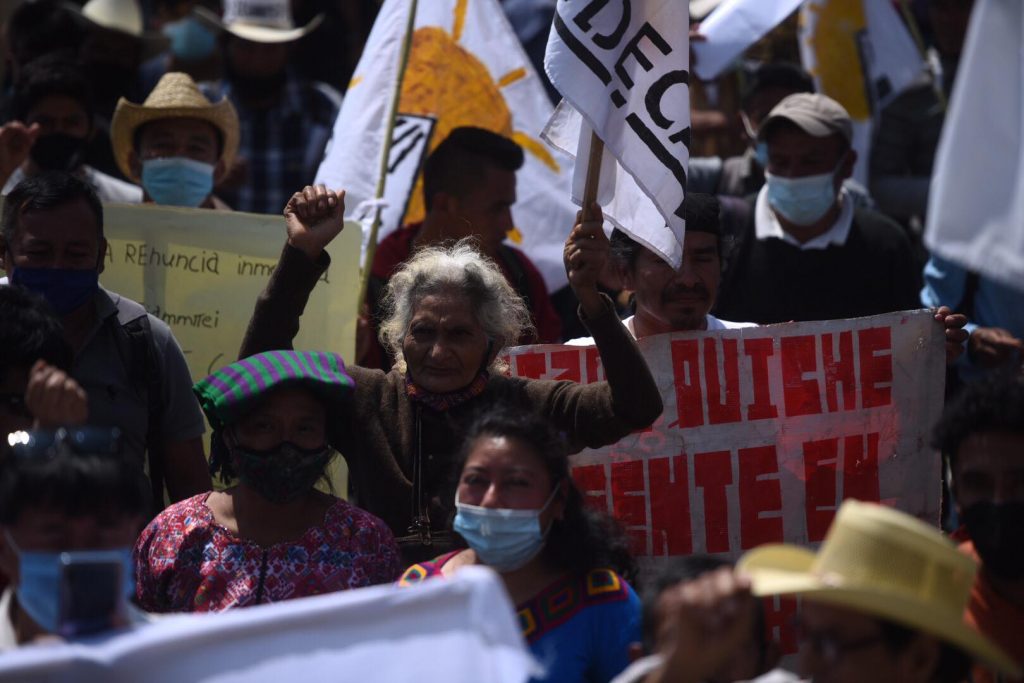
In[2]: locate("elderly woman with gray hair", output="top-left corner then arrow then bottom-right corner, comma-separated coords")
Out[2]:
241,184 -> 662,563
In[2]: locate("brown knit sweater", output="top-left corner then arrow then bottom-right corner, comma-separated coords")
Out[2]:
240,244 -> 663,558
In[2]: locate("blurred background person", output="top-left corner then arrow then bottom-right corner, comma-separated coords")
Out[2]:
197,0 -> 340,214
0,428 -> 151,650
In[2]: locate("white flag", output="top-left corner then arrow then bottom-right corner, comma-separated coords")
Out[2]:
800,0 -> 925,185
315,0 -> 577,290
691,0 -> 805,81
544,0 -> 690,269
0,568 -> 538,682
925,0 -> 1024,293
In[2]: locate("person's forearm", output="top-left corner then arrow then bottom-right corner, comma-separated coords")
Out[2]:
239,243 -> 330,359
582,294 -> 663,428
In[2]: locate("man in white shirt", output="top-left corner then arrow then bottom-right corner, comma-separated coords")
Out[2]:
567,192 -> 756,346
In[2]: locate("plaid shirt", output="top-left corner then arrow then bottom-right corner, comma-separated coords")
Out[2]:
202,74 -> 341,214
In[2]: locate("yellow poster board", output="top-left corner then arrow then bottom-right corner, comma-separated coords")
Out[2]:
99,204 -> 361,494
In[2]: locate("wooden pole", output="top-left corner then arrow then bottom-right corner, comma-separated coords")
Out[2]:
581,131 -> 605,221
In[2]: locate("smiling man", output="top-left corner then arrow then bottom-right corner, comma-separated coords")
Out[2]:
714,93 -> 919,325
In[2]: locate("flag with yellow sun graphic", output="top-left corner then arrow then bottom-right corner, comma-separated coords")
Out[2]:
316,0 -> 576,290
799,0 -> 924,184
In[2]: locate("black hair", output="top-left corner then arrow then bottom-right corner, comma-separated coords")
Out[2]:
876,618 -> 972,683
2,171 -> 105,247
932,371 -> 1024,470
0,449 -> 151,525
422,127 -> 525,212
10,55 -> 94,124
451,406 -> 637,582
5,1 -> 86,72
610,192 -> 722,271
741,62 -> 815,112
0,287 -> 71,384
640,556 -> 767,662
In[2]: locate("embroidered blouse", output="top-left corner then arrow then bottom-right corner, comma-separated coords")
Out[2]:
399,552 -> 641,683
135,493 -> 400,613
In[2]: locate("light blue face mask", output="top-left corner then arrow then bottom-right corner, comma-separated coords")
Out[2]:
162,16 -> 217,62
5,532 -> 134,636
141,157 -> 214,207
765,167 -> 839,226
453,486 -> 560,573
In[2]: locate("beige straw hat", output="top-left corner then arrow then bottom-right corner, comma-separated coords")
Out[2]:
737,499 -> 1021,678
195,0 -> 323,44
110,72 -> 240,182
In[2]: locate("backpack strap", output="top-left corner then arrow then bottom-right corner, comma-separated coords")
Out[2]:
108,299 -> 166,514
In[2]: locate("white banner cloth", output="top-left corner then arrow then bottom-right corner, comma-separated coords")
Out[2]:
0,567 -> 537,683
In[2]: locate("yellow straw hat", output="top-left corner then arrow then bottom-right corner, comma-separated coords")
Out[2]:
110,72 -> 239,182
737,499 -> 1021,678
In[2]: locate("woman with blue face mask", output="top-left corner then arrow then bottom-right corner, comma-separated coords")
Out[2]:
399,408 -> 641,683
0,428 -> 152,650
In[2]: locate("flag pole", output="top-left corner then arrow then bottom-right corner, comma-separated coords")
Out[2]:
358,0 -> 419,309
581,131 -> 604,221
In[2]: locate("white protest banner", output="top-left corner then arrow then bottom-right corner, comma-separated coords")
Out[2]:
544,0 -> 690,269
0,567 -> 538,683
800,0 -> 925,185
315,0 -> 577,291
99,204 -> 361,377
691,0 -> 805,81
506,310 -> 944,651
926,0 -> 1024,293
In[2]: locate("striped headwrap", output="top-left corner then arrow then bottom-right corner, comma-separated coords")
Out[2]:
193,350 -> 355,432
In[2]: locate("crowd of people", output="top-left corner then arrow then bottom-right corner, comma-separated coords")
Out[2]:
0,0 -> 1021,681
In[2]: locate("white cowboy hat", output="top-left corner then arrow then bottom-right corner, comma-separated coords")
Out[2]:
71,0 -> 170,58
195,0 -> 323,44
737,499 -> 1021,678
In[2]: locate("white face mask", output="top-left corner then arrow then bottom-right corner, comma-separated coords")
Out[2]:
452,486 -> 560,572
764,168 -> 838,226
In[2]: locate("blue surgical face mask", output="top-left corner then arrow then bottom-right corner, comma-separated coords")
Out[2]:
753,142 -> 769,169
10,267 -> 99,315
453,486 -> 560,572
765,167 -> 839,226
141,157 -> 215,207
162,16 -> 217,62
5,531 -> 134,635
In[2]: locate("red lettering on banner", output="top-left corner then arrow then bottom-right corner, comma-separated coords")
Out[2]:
803,437 -> 840,542
738,445 -> 784,549
859,327 -> 893,408
583,347 -> 602,384
764,596 -> 800,655
611,460 -> 648,552
514,352 -> 547,380
843,433 -> 881,503
548,349 -> 582,382
671,339 -> 703,428
649,454 -> 692,555
744,338 -> 778,421
822,331 -> 857,412
573,464 -> 609,511
781,335 -> 822,417
695,450 -> 732,553
703,338 -> 742,425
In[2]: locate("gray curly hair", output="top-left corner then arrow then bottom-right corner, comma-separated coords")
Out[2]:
379,239 -> 535,373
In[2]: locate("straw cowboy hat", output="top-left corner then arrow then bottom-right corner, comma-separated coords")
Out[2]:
737,499 -> 1021,678
110,72 -> 240,182
71,0 -> 169,58
195,0 -> 323,44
